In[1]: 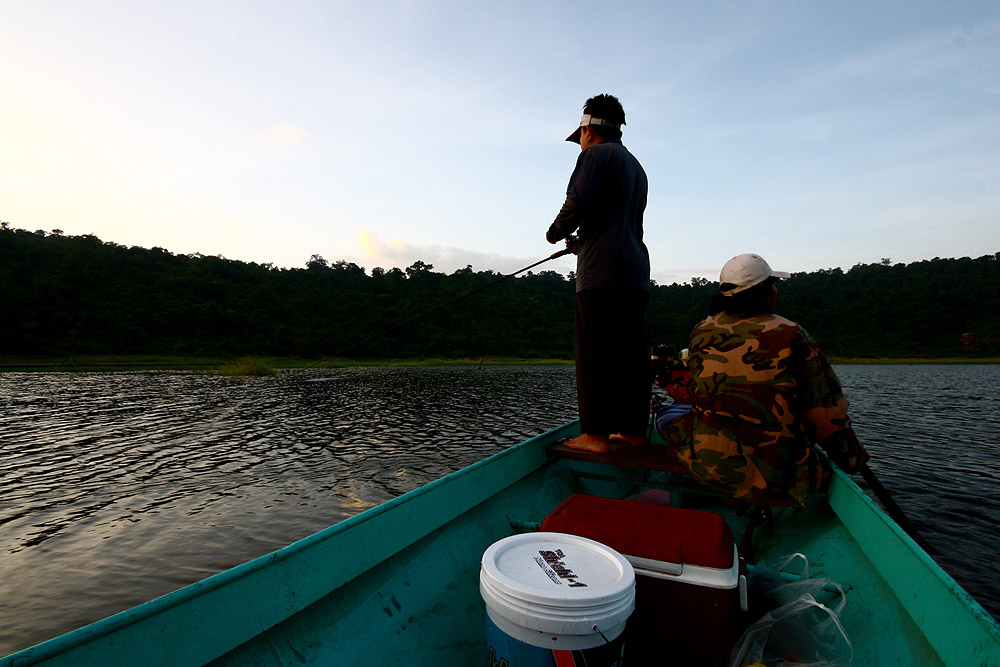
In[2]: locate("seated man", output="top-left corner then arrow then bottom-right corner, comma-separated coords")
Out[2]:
659,253 -> 869,507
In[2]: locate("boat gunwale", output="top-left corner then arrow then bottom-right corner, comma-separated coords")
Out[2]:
0,423 -> 574,666
826,466 -> 1000,663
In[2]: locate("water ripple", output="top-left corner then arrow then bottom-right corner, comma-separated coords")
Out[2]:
0,366 -> 578,655
836,364 -> 1000,622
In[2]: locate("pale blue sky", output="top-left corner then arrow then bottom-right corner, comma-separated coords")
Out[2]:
2,1 -> 997,285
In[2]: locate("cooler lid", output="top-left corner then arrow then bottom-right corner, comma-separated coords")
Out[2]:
540,494 -> 735,569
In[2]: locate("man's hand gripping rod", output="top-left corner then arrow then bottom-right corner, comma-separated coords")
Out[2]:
551,235 -> 578,260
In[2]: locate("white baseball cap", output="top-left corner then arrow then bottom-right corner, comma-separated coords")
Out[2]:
719,254 -> 790,296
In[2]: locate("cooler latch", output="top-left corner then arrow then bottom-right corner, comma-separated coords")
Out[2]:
739,554 -> 749,611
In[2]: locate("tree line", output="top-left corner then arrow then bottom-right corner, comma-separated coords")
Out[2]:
2,223 -> 999,359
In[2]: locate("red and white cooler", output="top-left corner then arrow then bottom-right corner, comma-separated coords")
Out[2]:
540,494 -> 748,666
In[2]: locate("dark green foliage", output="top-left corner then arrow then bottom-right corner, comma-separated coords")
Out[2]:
646,279 -> 718,350
1,225 -> 998,359
777,256 -> 1000,357
0,226 -> 576,359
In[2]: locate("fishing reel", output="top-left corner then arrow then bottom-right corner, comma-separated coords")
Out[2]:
549,235 -> 579,260
649,344 -> 681,386
650,344 -> 695,405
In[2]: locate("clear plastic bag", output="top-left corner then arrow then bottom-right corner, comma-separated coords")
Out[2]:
747,554 -> 838,616
731,554 -> 854,667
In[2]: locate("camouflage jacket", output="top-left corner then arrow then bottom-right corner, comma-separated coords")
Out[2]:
668,312 -> 868,507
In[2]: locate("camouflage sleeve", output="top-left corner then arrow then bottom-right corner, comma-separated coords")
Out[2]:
794,326 -> 870,472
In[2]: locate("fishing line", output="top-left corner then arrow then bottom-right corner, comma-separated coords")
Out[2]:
299,238 -> 576,371
191,241 -> 577,445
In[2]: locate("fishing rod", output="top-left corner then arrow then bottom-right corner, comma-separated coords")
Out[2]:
305,237 -> 577,368
197,239 -> 576,437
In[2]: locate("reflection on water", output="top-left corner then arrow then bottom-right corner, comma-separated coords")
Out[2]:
1,364 -> 998,655
0,366 -> 578,655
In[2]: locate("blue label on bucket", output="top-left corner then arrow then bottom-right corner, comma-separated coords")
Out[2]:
485,615 -> 625,667
485,614 -> 553,667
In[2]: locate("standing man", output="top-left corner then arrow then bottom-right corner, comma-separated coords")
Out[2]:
547,94 -> 651,454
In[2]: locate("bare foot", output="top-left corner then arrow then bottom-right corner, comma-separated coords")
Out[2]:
610,433 -> 649,447
563,434 -> 613,454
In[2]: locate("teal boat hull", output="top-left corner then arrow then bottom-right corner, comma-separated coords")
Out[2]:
4,421 -> 999,666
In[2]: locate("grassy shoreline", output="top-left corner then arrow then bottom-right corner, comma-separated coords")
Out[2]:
1,354 -> 997,372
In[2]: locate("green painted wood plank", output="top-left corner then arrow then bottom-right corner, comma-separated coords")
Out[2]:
212,453 -> 581,666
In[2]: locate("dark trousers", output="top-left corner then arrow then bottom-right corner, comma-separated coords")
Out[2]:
574,288 -> 650,436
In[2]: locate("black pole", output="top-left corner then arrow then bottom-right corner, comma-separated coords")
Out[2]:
859,463 -> 936,557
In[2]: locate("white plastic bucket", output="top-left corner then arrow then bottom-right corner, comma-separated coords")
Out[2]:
480,532 -> 635,666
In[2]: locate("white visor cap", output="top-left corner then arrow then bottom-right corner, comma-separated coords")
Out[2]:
719,254 -> 790,296
566,114 -> 623,143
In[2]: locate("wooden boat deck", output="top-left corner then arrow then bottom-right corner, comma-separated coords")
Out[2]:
545,440 -> 691,474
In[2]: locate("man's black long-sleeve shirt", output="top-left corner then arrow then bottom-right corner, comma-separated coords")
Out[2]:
547,139 -> 650,293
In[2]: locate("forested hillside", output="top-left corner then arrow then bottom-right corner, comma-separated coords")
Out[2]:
2,224 -> 999,359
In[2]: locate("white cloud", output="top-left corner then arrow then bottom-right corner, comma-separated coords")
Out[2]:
352,230 -> 718,285
253,124 -> 309,145
829,19 -> 1000,89
352,229 -> 575,276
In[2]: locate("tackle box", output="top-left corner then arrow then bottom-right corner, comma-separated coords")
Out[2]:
540,494 -> 748,666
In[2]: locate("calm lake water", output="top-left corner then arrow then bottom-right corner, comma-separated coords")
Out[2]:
1,364 -> 999,656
